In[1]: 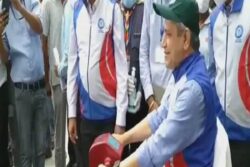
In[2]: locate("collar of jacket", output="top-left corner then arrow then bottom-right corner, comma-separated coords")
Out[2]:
172,51 -> 201,82
220,0 -> 244,14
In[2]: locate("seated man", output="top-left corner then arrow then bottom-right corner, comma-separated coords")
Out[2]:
101,0 -> 218,166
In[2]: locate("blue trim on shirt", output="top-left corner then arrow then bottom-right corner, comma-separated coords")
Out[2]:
183,53 -> 217,167
73,0 -> 83,31
210,6 -> 221,44
172,52 -> 199,82
218,110 -> 250,141
219,0 -> 243,13
77,73 -> 116,121
231,0 -> 244,13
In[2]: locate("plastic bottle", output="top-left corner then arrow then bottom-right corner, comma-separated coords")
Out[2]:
128,67 -> 137,114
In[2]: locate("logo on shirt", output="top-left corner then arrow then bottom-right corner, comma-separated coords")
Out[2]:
98,18 -> 105,30
235,25 -> 244,43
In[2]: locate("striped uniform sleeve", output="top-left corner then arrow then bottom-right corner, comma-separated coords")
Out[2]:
67,8 -> 79,118
139,0 -> 153,100
113,3 -> 128,127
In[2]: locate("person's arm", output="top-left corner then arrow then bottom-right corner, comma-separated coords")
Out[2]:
67,21 -> 78,118
138,0 -> 159,111
41,1 -> 51,94
59,2 -> 73,81
114,92 -> 170,145
11,0 -> 42,34
0,35 -> 8,63
113,3 -> 128,133
208,21 -> 223,115
0,12 -> 9,63
139,0 -> 153,102
122,81 -> 206,167
67,5 -> 79,143
42,35 -> 51,95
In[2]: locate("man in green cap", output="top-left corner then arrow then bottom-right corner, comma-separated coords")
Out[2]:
98,0 -> 219,166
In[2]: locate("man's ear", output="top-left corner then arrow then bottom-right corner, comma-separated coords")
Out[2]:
183,29 -> 191,50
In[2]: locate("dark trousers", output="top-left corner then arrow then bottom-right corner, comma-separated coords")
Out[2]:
14,87 -> 48,167
68,138 -> 76,164
0,82 -> 10,167
123,95 -> 148,159
230,140 -> 250,167
76,119 -> 114,167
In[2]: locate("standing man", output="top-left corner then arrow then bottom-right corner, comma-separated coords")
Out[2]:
67,0 -> 128,166
41,0 -> 67,166
0,0 -> 48,166
209,0 -> 250,166
139,0 -> 172,112
120,0 -> 148,158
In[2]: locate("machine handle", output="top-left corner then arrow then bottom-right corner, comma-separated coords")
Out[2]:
104,157 -> 112,167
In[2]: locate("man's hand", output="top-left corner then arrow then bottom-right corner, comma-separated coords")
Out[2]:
68,118 -> 78,144
98,161 -> 120,167
112,133 -> 126,146
147,96 -> 159,112
0,11 -> 8,34
11,0 -> 23,12
98,165 -> 106,167
114,125 -> 125,134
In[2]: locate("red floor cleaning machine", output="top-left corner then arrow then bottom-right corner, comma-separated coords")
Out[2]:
89,133 -> 124,167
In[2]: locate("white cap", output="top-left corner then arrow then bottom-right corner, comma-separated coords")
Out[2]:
196,0 -> 210,13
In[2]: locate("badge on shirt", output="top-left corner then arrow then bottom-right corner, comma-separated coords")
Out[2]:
235,25 -> 244,43
98,18 -> 105,33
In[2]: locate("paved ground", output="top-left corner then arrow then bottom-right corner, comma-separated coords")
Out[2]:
45,150 -> 56,167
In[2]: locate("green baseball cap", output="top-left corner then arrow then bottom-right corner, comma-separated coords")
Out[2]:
153,0 -> 200,35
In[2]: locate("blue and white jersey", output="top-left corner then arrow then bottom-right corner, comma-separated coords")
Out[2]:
209,0 -> 250,141
136,52 -> 217,167
67,0 -> 128,126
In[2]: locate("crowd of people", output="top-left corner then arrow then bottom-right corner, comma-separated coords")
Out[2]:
0,0 -> 250,167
